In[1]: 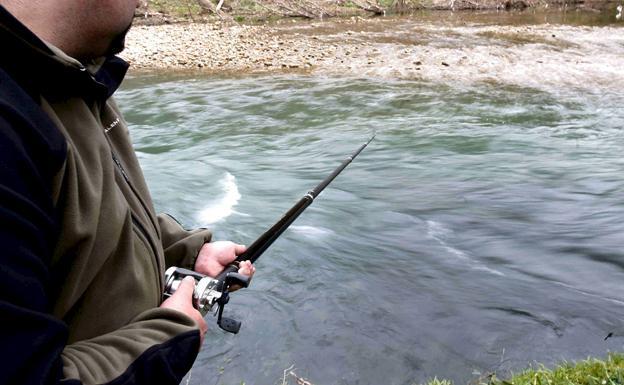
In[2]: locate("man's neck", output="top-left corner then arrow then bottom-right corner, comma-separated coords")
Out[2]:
0,0 -> 79,58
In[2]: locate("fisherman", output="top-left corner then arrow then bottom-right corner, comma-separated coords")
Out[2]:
0,1 -> 255,384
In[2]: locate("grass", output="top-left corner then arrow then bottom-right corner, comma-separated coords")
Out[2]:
276,354 -> 624,385
147,0 -> 202,16
142,0 -> 305,20
486,353 -> 624,385
140,0 -> 502,19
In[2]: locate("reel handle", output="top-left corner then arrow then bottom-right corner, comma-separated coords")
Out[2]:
214,263 -> 250,334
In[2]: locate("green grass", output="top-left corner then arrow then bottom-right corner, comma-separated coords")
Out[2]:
144,0 -> 282,19
143,0 -> 445,18
275,355 -> 624,385
148,0 -> 202,16
418,354 -> 624,385
490,354 -> 624,385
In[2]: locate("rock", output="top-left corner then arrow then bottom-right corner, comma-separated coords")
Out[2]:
504,0 -> 528,9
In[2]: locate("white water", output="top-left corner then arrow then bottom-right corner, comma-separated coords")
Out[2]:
290,225 -> 335,237
427,220 -> 505,276
197,172 -> 241,225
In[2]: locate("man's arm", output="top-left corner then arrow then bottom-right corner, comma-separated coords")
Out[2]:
0,83 -> 69,385
0,91 -> 202,385
158,214 -> 255,280
158,213 -> 213,269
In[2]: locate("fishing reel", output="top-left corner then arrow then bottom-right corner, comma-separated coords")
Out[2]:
163,266 -> 250,334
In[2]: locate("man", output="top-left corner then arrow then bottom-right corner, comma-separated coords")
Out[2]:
0,0 -> 254,384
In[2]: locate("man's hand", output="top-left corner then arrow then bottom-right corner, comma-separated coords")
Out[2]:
194,241 -> 256,279
160,276 -> 208,344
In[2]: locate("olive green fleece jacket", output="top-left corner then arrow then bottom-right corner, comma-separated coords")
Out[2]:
0,5 -> 213,385
45,47 -> 213,385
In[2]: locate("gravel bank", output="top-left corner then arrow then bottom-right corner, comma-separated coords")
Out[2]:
120,16 -> 624,92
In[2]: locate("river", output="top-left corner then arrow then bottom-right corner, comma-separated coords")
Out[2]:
116,10 -> 624,385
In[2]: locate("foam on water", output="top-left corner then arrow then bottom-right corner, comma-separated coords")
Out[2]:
198,172 -> 241,225
426,220 -> 505,276
290,225 -> 335,237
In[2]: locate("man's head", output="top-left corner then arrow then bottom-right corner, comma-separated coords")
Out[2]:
0,0 -> 140,60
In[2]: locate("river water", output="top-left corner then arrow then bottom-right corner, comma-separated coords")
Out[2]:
117,13 -> 624,385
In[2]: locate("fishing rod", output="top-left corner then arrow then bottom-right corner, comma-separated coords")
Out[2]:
163,134 -> 375,334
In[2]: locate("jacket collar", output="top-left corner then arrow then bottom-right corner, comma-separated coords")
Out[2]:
0,5 -> 129,102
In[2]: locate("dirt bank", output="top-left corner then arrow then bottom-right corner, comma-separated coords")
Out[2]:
120,11 -> 624,92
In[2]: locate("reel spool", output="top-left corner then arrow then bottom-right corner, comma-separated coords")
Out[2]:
163,266 -> 249,333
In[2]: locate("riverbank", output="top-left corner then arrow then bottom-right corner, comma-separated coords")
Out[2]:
136,0 -> 619,23
121,10 -> 624,92
435,353 -> 624,385
280,349 -> 624,384
426,353 -> 624,385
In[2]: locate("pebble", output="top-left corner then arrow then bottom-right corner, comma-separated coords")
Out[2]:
119,19 -> 624,94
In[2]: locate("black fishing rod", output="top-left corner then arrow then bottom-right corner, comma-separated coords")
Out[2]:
230,133 -> 376,266
164,134 -> 375,333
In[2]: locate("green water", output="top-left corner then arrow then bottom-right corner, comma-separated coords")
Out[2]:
117,73 -> 624,385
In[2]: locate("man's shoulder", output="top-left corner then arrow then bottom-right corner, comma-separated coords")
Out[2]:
0,66 -> 66,174
0,66 -> 42,123
0,67 -> 37,108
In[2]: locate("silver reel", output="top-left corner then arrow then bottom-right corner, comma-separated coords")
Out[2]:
163,265 -> 249,333
163,267 -> 221,316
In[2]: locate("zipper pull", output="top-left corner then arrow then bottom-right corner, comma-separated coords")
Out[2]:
111,152 -> 130,183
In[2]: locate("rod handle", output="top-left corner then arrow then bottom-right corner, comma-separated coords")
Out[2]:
216,263 -> 250,291
216,263 -> 239,281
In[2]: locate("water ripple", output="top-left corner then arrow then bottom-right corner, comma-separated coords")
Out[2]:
117,74 -> 624,385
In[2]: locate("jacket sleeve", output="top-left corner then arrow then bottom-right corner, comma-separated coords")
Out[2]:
0,87 -> 68,385
0,87 -> 200,385
158,213 -> 212,270
60,308 -> 200,385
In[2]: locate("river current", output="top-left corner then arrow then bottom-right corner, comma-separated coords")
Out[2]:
117,35 -> 624,384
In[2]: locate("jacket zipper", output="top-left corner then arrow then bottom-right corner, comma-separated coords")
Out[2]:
111,150 -> 163,288
101,105 -> 160,234
111,152 -> 160,233
131,213 -> 152,250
